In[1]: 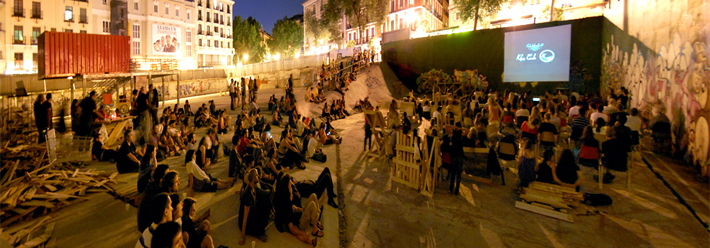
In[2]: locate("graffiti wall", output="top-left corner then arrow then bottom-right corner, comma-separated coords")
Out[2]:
600,2 -> 710,175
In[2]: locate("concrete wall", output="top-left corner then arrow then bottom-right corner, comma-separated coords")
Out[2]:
600,0 -> 710,175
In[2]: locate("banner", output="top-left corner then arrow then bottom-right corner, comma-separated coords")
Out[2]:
152,24 -> 182,56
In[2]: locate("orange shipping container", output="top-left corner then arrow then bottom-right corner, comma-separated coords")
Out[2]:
38,32 -> 131,79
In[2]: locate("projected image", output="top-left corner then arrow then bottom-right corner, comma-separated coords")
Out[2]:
504,25 -> 572,82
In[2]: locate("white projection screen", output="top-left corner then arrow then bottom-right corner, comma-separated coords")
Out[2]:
504,24 -> 572,82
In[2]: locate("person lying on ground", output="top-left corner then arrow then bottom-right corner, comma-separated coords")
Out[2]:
274,174 -> 320,247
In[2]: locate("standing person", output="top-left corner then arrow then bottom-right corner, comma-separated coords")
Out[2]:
34,94 -> 47,143
149,84 -> 160,126
229,79 -> 237,110
450,123 -> 465,195
240,78 -> 247,111
517,138 -> 537,189
79,91 -> 102,138
137,87 -> 152,143
44,93 -> 54,131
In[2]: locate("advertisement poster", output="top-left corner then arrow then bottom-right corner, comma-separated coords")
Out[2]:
152,24 -> 182,55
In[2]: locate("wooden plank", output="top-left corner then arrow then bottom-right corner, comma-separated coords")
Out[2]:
1,160 -> 20,186
515,201 -> 573,222
0,206 -> 39,227
17,222 -> 54,248
19,200 -> 55,208
520,193 -> 571,209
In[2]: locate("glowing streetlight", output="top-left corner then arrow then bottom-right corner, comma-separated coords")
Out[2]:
243,54 -> 249,62
273,53 -> 281,60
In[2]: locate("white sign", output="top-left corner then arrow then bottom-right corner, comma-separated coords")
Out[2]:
152,24 -> 182,56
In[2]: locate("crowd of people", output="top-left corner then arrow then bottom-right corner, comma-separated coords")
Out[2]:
373,87 -> 645,195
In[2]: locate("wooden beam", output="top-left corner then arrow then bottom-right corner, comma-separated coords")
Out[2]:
515,201 -> 573,222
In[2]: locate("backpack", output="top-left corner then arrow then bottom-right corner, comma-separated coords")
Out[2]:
583,193 -> 612,206
312,151 -> 327,162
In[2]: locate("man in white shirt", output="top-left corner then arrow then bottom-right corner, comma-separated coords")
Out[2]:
625,108 -> 642,132
590,105 -> 609,126
604,100 -> 620,115
432,106 -> 442,121
297,117 -> 310,137
568,102 -> 583,118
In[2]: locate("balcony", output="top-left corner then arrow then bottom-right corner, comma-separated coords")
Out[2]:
227,35 -> 232,39
31,37 -> 38,45
31,10 -> 42,19
198,30 -> 203,35
13,8 -> 24,17
13,36 -> 25,45
207,31 -> 212,36
198,1 -> 202,6
74,0 -> 88,2
206,2 -> 210,8
79,15 -> 88,24
207,16 -> 211,22
220,20 -> 224,25
198,16 -> 202,21
65,15 -> 74,23
220,33 -> 224,38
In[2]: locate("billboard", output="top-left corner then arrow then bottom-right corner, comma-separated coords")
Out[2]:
152,24 -> 182,56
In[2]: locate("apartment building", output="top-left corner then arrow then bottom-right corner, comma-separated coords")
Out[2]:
2,0 -> 93,74
301,0 -> 448,54
91,0 -> 197,71
195,0 -> 234,68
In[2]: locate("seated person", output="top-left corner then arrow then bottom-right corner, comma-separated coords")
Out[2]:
117,130 -> 143,174
278,128 -> 307,169
274,174 -> 320,246
195,136 -> 212,170
138,145 -> 159,194
186,150 -> 235,196
238,169 -> 272,245
92,134 -> 118,162
295,167 -> 339,208
181,197 -> 214,248
319,123 -> 341,145
137,164 -> 170,232
272,106 -> 285,126
150,222 -> 184,248
552,149 -> 583,191
137,193 -> 173,248
536,149 -> 556,184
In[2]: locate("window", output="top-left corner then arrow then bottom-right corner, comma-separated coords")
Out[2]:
214,13 -> 218,23
103,21 -> 110,33
65,6 -> 73,22
320,0 -> 323,11
32,2 -> 41,19
186,30 -> 192,57
133,41 -> 140,55
80,8 -> 87,23
348,33 -> 351,41
165,3 -> 169,15
214,26 -> 218,32
391,0 -> 394,12
132,24 -> 141,55
14,26 -> 23,44
132,24 -> 140,39
33,53 -> 38,69
214,40 -> 218,47
219,2 -> 222,11
199,39 -> 202,46
14,53 -> 23,69
13,0 -> 24,17
187,10 -> 191,20
65,29 -> 73,33
32,27 -> 40,45
198,24 -> 202,34
103,0 -> 107,5
390,20 -> 394,31
175,6 -> 179,17
134,1 -> 139,10
80,30 -> 87,33
154,1 -> 158,13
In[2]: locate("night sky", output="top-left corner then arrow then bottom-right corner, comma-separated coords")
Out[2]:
232,0 -> 304,34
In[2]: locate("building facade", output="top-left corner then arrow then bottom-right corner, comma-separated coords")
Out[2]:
195,0 -> 233,68
92,0 -> 198,71
2,0 -> 94,74
301,0 -> 449,54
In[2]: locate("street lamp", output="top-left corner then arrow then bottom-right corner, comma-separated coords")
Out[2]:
243,54 -> 249,63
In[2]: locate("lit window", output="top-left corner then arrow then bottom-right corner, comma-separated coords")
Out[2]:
64,6 -> 73,22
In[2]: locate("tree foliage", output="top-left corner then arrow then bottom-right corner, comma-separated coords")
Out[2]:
304,9 -> 332,44
540,5 -> 564,22
454,0 -> 510,25
232,16 -> 266,64
323,0 -> 389,43
268,16 -> 304,59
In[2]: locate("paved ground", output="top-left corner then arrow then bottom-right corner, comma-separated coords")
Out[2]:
10,63 -> 710,247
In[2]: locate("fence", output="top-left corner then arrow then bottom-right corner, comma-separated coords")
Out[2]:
235,53 -> 332,77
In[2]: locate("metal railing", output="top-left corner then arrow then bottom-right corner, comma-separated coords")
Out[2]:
130,58 -> 179,72
13,8 -> 24,17
207,31 -> 212,36
207,16 -> 210,22
198,30 -> 203,35
13,36 -> 25,45
31,10 -> 42,19
31,38 -> 37,45
198,0 -> 202,6
65,16 -> 74,23
79,15 -> 88,24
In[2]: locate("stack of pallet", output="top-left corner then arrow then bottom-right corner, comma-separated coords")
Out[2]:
0,216 -> 56,248
515,182 -> 584,222
1,146 -> 118,228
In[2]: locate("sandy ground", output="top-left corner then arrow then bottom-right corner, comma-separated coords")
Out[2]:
12,63 -> 710,248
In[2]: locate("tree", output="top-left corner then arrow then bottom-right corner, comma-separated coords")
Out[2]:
268,16 -> 304,59
232,16 -> 267,64
540,5 -> 564,22
454,0 -> 510,30
304,9 -> 332,45
323,0 -> 389,46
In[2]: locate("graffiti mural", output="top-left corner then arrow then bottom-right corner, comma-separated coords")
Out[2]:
602,31 -> 710,176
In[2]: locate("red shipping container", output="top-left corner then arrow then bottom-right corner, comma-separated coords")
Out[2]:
38,32 -> 130,79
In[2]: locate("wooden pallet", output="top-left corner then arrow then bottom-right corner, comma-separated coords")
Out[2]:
515,201 -> 573,222
420,136 -> 440,197
392,131 -> 420,190
516,182 -> 583,222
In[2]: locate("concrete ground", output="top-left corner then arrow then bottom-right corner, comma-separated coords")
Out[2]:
11,63 -> 710,247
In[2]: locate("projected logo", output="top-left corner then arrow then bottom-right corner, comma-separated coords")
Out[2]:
539,50 -> 555,63
516,43 -> 555,63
